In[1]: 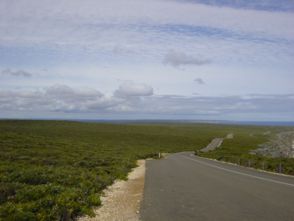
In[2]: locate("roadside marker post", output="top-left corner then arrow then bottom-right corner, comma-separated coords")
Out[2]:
278,162 -> 282,173
262,161 -> 265,170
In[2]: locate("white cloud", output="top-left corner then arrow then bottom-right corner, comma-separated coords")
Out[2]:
0,0 -> 294,51
1,69 -> 32,77
194,78 -> 205,84
0,85 -> 120,113
163,50 -> 210,67
0,0 -> 293,120
114,81 -> 153,97
0,84 -> 293,120
0,0 -> 293,68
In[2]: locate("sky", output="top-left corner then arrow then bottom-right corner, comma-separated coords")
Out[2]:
0,0 -> 294,121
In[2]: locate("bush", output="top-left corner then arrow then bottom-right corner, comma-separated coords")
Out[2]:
1,120 -> 293,220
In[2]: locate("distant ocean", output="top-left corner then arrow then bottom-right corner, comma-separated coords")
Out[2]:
1,118 -> 293,126
76,119 -> 294,127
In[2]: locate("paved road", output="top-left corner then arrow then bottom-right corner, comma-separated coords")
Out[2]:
140,152 -> 294,221
201,138 -> 223,152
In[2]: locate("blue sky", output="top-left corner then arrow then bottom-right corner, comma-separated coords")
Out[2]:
0,0 -> 294,121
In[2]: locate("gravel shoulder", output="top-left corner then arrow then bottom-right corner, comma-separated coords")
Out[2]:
79,160 -> 145,221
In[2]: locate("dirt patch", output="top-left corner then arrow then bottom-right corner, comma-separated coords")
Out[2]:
252,131 -> 294,158
79,160 -> 146,221
226,133 -> 234,139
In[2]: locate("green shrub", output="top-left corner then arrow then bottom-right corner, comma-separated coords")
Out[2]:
0,120 -> 293,220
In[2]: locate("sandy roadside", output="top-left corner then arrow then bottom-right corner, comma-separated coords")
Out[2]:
79,160 -> 146,221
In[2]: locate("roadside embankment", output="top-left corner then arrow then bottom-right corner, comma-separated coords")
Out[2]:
79,160 -> 146,221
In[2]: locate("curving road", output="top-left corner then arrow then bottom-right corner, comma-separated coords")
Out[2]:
140,152 -> 294,221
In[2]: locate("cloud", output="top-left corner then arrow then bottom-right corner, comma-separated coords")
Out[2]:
1,0 -> 294,43
0,85 -> 293,120
163,50 -> 211,67
123,94 -> 294,119
0,85 -> 121,113
44,85 -> 123,112
1,69 -> 32,77
45,85 -> 104,102
0,1 -> 293,120
176,0 -> 294,12
114,81 -> 154,97
194,78 -> 205,85
0,83 -> 153,114
0,0 -> 293,68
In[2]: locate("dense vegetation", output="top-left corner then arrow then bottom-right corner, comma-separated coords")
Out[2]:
0,120 -> 293,220
0,120 -> 222,220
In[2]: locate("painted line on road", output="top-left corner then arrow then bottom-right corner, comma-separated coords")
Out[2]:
182,155 -> 294,188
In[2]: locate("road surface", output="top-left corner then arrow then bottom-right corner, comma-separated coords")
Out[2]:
201,138 -> 223,152
140,152 -> 294,221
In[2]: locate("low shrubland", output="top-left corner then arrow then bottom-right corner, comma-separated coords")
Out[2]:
0,120 -> 221,220
0,120 -> 293,220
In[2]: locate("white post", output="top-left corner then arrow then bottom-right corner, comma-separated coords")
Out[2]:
278,162 -> 282,173
262,161 -> 265,170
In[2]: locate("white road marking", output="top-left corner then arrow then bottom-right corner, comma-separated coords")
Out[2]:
182,155 -> 294,188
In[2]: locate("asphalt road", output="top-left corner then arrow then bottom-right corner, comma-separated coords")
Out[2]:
201,138 -> 223,152
140,152 -> 294,221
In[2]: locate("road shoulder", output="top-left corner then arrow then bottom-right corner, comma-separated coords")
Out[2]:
79,160 -> 145,221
